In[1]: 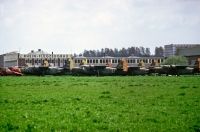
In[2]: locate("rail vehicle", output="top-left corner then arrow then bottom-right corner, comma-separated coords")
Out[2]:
1,57 -> 200,76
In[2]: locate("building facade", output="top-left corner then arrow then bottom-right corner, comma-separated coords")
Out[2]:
177,47 -> 200,65
0,54 -> 5,67
1,49 -> 72,67
19,49 -> 72,67
164,44 -> 200,57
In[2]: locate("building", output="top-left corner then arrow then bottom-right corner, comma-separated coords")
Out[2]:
177,47 -> 200,65
19,49 -> 72,67
164,44 -> 200,57
1,49 -> 72,67
3,52 -> 19,67
0,54 -> 5,67
164,44 -> 200,65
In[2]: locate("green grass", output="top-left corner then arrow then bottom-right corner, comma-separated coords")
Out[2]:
0,76 -> 200,131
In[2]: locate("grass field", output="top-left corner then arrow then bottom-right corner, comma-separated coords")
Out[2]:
0,76 -> 200,131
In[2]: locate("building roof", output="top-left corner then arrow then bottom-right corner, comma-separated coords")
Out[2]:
177,47 -> 200,56
27,49 -> 49,55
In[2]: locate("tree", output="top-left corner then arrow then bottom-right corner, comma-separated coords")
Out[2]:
162,56 -> 188,65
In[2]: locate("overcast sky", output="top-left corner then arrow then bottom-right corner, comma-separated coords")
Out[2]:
0,0 -> 200,54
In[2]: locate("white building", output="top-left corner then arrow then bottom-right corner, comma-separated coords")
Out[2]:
19,49 -> 72,67
3,52 -> 19,67
1,49 -> 72,67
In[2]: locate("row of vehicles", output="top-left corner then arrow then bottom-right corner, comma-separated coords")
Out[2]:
1,58 -> 200,76
71,58 -> 200,76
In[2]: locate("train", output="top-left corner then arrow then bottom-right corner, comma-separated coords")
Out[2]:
1,56 -> 200,76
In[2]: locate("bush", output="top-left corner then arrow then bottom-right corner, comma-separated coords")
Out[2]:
162,56 -> 188,65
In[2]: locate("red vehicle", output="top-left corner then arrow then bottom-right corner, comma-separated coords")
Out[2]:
0,67 -> 23,76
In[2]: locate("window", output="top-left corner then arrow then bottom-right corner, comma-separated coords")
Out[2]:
133,59 -> 135,63
100,59 -> 102,63
93,60 -> 95,63
96,59 -> 98,63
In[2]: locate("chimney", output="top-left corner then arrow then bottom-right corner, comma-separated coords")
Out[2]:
31,50 -> 34,53
38,49 -> 41,52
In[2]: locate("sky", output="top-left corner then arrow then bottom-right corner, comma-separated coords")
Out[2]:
0,0 -> 200,55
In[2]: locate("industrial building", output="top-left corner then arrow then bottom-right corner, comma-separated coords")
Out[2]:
1,49 -> 72,67
164,44 -> 200,65
164,44 -> 200,57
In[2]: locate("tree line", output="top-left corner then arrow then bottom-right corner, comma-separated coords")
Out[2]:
75,46 -> 164,57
